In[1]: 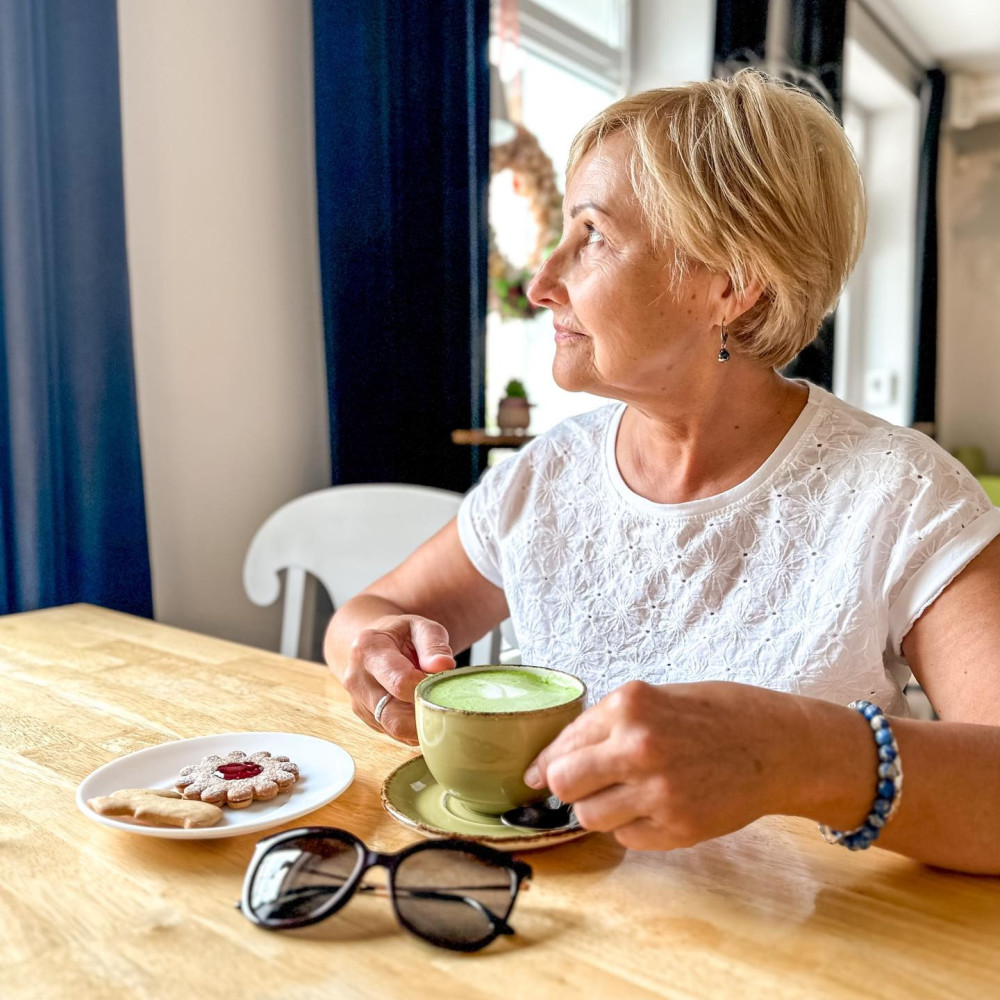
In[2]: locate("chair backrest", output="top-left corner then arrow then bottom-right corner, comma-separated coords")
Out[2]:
244,483 -> 502,661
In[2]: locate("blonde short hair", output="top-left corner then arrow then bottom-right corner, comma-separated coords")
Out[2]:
566,70 -> 866,369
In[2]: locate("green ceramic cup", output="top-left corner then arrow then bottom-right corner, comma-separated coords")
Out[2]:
414,665 -> 586,816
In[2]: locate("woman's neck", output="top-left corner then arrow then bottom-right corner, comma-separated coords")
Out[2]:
614,369 -> 809,505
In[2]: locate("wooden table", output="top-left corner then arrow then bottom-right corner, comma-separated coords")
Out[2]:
3,605 -> 999,999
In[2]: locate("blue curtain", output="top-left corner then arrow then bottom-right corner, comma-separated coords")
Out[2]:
0,1 -> 152,616
312,0 -> 490,491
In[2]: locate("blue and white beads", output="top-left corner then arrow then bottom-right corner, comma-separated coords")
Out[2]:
819,700 -> 904,851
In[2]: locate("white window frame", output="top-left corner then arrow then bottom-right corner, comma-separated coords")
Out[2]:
839,12 -> 922,426
499,0 -> 631,95
834,99 -> 872,409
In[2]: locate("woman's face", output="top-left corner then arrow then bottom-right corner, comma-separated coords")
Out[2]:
527,132 -> 726,401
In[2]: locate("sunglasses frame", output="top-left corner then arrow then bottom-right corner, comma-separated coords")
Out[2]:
237,826 -> 533,952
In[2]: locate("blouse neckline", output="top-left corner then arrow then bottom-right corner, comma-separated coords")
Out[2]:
602,381 -> 825,518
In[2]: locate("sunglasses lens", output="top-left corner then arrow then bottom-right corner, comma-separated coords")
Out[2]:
393,847 -> 516,949
248,834 -> 362,925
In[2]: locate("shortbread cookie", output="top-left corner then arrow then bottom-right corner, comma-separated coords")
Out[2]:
88,787 -> 224,828
175,750 -> 299,809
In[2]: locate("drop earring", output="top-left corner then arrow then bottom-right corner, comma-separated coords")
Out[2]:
717,322 -> 730,363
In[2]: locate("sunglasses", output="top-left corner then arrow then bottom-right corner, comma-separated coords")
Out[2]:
237,826 -> 533,952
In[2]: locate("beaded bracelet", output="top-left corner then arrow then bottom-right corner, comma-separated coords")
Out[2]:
818,700 -> 904,851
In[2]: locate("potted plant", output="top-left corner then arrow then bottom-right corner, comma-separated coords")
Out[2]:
497,379 -> 533,434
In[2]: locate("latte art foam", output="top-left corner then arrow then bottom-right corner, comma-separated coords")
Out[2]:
423,668 -> 582,713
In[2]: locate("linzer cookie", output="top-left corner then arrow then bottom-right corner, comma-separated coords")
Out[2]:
175,750 -> 299,809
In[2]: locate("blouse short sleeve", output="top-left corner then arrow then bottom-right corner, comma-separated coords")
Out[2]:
456,408 -> 613,596
884,442 -> 1000,654
457,452 -> 524,590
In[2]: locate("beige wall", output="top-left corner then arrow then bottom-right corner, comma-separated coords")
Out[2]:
938,121 -> 1000,471
117,0 -> 330,649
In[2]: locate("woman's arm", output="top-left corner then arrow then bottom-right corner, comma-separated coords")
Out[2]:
840,532 -> 1000,871
527,537 -> 1000,874
324,519 -> 509,676
323,519 -> 509,743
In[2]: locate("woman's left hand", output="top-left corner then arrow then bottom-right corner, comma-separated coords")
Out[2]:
524,680 -> 812,850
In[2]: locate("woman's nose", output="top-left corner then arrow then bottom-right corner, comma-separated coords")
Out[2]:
527,250 -> 567,309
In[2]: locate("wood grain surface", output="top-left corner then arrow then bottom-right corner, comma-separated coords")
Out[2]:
2,605 -> 998,999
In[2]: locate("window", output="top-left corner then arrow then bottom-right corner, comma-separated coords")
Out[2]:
530,0 -> 625,50
486,1 -> 629,442
837,2 -> 922,426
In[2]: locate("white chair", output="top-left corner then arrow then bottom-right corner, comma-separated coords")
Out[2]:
243,483 -> 503,663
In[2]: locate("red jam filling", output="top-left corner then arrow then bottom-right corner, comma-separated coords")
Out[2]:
214,762 -> 263,781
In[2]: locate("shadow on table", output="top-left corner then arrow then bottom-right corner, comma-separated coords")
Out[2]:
279,901 -> 579,954
280,900 -> 400,944
525,830 -> 628,875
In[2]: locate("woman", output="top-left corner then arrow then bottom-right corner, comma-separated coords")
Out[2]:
325,70 -> 1000,874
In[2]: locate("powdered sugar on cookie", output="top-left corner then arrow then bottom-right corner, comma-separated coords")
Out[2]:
175,750 -> 299,808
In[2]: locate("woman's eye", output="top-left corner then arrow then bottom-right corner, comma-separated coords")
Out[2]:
583,223 -> 603,246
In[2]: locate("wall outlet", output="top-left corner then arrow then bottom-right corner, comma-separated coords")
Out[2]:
865,369 -> 897,407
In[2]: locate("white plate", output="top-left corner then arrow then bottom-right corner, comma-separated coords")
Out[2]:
76,732 -> 355,840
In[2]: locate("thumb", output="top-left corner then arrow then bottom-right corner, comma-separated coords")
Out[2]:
409,617 -> 456,673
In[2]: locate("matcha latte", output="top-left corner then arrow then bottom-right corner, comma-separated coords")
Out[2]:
414,665 -> 587,815
421,667 -> 583,713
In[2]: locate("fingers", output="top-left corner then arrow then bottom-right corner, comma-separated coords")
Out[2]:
571,783 -> 642,833
408,617 -> 456,673
374,696 -> 419,745
348,668 -> 392,731
536,743 -> 623,803
345,616 -> 454,746
350,672 -> 419,745
547,760 -> 692,847
524,708 -> 612,788
525,682 -> 659,788
529,743 -> 659,837
352,627 -> 431,703
613,818 -> 687,851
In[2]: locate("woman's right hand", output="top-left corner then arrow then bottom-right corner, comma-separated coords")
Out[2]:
344,615 -> 456,744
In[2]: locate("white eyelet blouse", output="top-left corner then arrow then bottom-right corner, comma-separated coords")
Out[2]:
458,383 -> 1000,713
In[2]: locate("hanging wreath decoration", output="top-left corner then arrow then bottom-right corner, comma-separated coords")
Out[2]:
488,123 -> 563,320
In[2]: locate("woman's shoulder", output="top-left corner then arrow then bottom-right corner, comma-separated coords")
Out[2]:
503,403 -> 620,471
810,385 -> 955,463
805,384 -> 985,500
469,403 -> 618,496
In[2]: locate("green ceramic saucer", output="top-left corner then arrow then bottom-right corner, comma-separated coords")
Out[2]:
380,755 -> 589,852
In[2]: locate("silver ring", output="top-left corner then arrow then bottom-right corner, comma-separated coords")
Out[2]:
373,693 -> 392,726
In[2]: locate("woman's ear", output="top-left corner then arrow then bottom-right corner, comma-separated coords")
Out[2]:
719,276 -> 765,324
